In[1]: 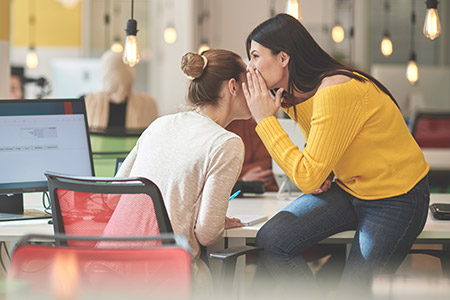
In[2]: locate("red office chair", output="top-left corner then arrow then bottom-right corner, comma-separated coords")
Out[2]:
411,112 -> 450,148
45,171 -> 172,247
45,172 -> 263,294
7,233 -> 192,300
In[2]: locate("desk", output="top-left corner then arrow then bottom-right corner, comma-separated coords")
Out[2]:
1,192 -> 450,245
223,192 -> 450,297
0,194 -> 52,242
422,148 -> 450,171
225,192 -> 450,243
1,192 -> 449,245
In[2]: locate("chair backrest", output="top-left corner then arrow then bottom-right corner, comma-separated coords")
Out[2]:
45,172 -> 173,246
412,112 -> 450,148
8,234 -> 192,300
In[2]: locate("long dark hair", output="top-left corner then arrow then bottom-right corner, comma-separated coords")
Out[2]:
246,13 -> 398,114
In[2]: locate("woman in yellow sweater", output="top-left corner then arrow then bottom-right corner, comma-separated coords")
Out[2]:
243,14 -> 430,298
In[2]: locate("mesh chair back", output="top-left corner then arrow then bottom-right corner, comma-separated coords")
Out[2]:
412,113 -> 450,148
45,172 -> 172,246
8,234 -> 192,300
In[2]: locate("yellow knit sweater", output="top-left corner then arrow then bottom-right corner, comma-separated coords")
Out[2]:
256,77 -> 429,200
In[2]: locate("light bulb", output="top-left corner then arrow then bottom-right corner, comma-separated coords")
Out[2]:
123,19 -> 140,67
198,42 -> 210,54
286,0 -> 302,21
111,41 -> 123,53
58,0 -> 80,9
423,8 -> 441,40
164,25 -> 177,44
332,25 -> 344,43
123,35 -> 140,67
381,34 -> 393,56
406,53 -> 419,85
26,49 -> 39,69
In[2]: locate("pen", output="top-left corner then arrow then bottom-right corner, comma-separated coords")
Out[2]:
229,190 -> 241,201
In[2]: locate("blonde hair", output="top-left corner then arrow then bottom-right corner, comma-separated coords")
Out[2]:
100,50 -> 136,103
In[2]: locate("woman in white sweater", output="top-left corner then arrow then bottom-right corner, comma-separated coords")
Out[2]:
110,49 -> 251,291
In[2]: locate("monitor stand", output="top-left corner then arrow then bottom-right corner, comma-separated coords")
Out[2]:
0,194 -> 51,222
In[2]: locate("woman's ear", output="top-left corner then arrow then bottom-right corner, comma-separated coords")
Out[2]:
279,51 -> 290,68
228,78 -> 238,96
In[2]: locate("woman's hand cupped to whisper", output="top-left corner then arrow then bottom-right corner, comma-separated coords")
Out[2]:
242,67 -> 283,124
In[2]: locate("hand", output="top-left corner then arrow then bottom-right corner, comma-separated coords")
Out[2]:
242,67 -> 284,123
312,172 -> 335,194
241,166 -> 274,186
225,216 -> 243,229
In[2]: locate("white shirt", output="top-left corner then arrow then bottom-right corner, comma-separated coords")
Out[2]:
115,111 -> 244,283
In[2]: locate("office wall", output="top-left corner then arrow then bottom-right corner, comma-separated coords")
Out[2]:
148,0 -> 196,115
0,0 -> 10,98
12,0 -> 81,47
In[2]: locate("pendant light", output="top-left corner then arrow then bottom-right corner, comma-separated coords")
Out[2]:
286,0 -> 302,21
26,0 -> 38,69
332,24 -> 344,43
164,0 -> 177,44
423,0 -> 441,40
123,0 -> 140,67
380,0 -> 393,56
331,0 -> 344,43
406,0 -> 418,85
111,37 -> 123,53
164,25 -> 177,44
58,0 -> 80,9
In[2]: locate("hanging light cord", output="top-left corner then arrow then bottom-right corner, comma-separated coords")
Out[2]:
131,0 -> 134,20
270,0 -> 276,17
410,0 -> 416,54
383,0 -> 390,34
29,0 -> 36,48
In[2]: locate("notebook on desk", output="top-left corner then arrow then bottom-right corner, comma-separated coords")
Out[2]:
231,214 -> 267,226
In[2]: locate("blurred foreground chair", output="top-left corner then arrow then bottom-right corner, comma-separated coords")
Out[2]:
45,172 -> 262,295
8,233 -> 191,300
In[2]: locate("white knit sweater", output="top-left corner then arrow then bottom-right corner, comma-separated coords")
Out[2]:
115,110 -> 244,284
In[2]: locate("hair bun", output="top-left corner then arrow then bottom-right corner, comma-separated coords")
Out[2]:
181,52 -> 208,80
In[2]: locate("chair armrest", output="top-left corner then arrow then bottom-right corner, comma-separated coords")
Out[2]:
209,245 -> 263,261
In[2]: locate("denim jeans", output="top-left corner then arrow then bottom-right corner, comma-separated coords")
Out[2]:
254,175 -> 430,299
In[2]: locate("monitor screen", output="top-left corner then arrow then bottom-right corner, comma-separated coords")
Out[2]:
0,99 -> 94,195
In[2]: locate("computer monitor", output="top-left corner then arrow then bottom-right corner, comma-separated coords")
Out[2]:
0,98 -> 94,220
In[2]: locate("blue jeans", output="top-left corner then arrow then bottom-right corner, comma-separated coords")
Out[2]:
254,175 -> 430,298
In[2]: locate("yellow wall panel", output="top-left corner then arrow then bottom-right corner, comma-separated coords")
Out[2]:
0,0 -> 10,41
13,0 -> 81,47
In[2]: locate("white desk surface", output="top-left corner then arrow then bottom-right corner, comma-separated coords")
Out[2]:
422,148 -> 450,171
226,192 -> 450,243
1,192 -> 450,243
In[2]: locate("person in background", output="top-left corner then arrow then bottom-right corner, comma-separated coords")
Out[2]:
84,49 -> 158,130
226,118 -> 278,191
243,14 -> 430,299
10,67 -> 25,99
106,49 -> 251,295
